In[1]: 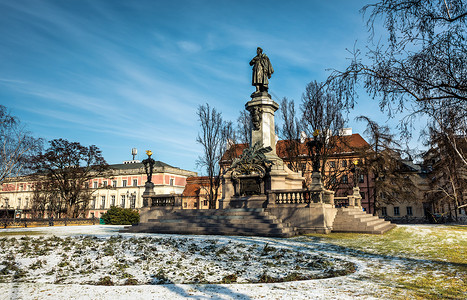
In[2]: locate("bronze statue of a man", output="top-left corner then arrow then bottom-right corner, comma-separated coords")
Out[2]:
249,47 -> 274,93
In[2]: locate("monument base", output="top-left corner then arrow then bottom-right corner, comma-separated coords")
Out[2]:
143,182 -> 155,196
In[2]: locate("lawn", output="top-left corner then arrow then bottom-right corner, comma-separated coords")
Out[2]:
306,225 -> 467,299
0,224 -> 465,299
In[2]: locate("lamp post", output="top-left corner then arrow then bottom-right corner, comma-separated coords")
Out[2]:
352,160 -> 359,188
5,199 -> 9,219
142,150 -> 156,206
306,129 -> 325,191
351,159 -> 362,207
306,129 -> 323,173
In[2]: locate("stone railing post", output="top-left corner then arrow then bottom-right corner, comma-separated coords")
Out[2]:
324,190 -> 335,205
267,191 -> 277,208
353,187 -> 362,207
174,196 -> 182,208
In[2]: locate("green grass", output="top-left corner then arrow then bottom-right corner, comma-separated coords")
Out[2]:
306,225 -> 467,299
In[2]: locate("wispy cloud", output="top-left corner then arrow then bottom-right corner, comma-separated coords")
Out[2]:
1,0 -> 424,170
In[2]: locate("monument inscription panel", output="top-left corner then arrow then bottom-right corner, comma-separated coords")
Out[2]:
240,177 -> 261,195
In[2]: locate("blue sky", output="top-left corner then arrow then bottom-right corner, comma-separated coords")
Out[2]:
0,0 -> 423,173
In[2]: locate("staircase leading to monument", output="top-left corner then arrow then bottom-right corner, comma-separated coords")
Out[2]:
332,207 -> 396,234
121,208 -> 298,237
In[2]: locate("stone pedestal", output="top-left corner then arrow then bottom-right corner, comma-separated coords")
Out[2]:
247,92 -> 304,190
142,182 -> 155,207
308,171 -> 325,191
143,182 -> 155,196
246,92 -> 279,158
220,93 -> 304,209
348,186 -> 362,207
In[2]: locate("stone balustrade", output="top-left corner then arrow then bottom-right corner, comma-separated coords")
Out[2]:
268,187 -> 362,209
142,195 -> 182,207
268,189 -> 334,205
334,197 -> 349,207
332,187 -> 362,208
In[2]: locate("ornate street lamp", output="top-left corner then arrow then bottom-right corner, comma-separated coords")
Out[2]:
306,129 -> 325,192
351,159 -> 359,188
142,150 -> 156,205
306,129 -> 323,173
3,199 -> 8,219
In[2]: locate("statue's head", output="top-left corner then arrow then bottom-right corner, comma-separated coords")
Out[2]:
257,47 -> 263,54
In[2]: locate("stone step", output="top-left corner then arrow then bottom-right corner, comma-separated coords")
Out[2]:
152,218 -> 282,226
332,207 -> 396,234
151,212 -> 272,220
334,215 -> 381,224
123,224 -> 294,237
122,208 -> 298,237
169,208 -> 265,216
135,221 -> 286,230
149,213 -> 276,221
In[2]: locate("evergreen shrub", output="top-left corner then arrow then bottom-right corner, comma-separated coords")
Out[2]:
101,206 -> 139,225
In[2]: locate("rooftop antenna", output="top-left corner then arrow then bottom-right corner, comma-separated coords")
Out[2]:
131,148 -> 137,160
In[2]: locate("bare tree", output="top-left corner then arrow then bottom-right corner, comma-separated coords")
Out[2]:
357,116 -> 416,214
0,105 -> 42,183
32,139 -> 109,218
328,0 -> 467,165
30,177 -> 64,218
196,104 -> 232,209
278,97 -> 306,174
236,110 -> 251,146
424,110 -> 466,221
301,81 -> 349,189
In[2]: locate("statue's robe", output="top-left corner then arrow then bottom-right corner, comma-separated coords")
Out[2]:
250,54 -> 274,87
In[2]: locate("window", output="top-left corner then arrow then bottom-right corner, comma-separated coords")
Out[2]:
17,198 -> 21,209
90,212 -> 95,219
130,195 -> 136,209
360,192 -> 365,199
169,178 -> 174,186
184,202 -> 187,208
381,207 -> 387,216
342,160 -> 348,168
103,181 -> 107,187
359,174 -> 364,183
133,179 -> 138,187
112,180 -> 117,188
111,195 -> 116,207
330,176 -> 337,184
93,182 -> 98,189
121,195 -> 126,208
25,198 -> 29,209
85,182 -> 89,189
342,175 -> 348,184
101,196 -> 106,209
92,196 -> 96,209
203,199 -> 208,206
122,180 -> 127,187
329,161 -> 336,168
394,207 -> 400,216
406,206 -> 413,216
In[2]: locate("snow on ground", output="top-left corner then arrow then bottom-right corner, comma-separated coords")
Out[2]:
0,225 -> 462,299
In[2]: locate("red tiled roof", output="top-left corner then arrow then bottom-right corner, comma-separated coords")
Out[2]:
182,176 -> 212,197
222,134 -> 369,161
